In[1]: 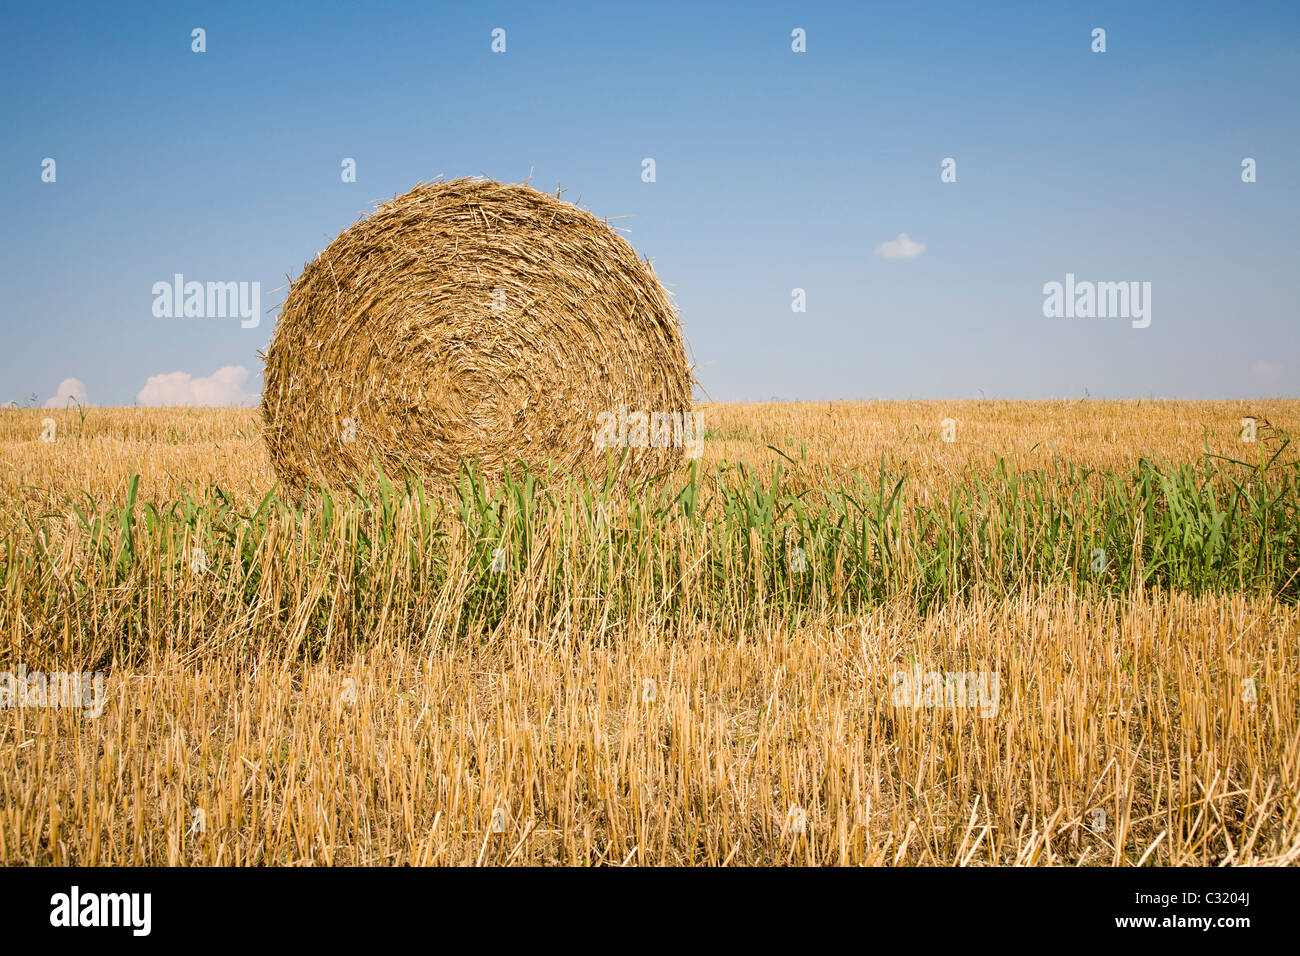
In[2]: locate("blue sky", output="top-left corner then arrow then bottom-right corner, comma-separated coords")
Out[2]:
2,0 -> 1297,405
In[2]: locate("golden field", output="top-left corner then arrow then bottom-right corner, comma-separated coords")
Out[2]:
1,400 -> 1298,865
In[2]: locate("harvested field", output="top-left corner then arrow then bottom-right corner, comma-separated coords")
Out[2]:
1,400 -> 1298,865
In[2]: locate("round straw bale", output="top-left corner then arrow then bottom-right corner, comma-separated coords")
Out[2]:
261,178 -> 692,493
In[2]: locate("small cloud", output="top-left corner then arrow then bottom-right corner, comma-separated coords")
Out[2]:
136,365 -> 258,407
44,377 -> 88,408
1252,361 -> 1281,379
874,233 -> 926,260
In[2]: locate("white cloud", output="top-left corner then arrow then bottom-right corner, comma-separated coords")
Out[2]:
874,233 -> 926,260
1252,361 -> 1282,379
136,365 -> 258,407
44,377 -> 88,408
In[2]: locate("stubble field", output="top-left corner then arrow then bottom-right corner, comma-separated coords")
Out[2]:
1,399 -> 1298,865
